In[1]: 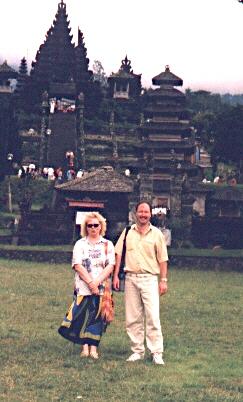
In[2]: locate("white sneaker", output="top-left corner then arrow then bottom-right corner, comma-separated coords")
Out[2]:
126,352 -> 144,362
152,353 -> 165,365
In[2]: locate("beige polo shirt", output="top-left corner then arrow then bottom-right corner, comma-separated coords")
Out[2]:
115,224 -> 168,275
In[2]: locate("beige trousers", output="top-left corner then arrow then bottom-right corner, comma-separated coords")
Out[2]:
125,273 -> 164,355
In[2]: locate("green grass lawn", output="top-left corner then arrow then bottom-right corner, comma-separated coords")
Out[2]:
0,260 -> 242,402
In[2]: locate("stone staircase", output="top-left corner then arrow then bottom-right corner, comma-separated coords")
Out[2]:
48,112 -> 77,168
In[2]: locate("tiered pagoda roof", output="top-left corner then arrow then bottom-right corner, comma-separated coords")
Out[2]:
30,0 -> 91,97
0,60 -> 18,76
31,1 -> 75,84
0,60 -> 18,84
75,28 -> 93,82
152,65 -> 183,86
140,65 -> 198,181
149,86 -> 185,99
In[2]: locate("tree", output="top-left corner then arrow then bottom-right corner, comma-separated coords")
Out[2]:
186,89 -> 223,115
211,105 -> 243,168
185,89 -> 227,151
190,111 -> 216,150
92,60 -> 108,88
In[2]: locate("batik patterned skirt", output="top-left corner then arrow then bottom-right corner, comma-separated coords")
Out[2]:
58,294 -> 106,346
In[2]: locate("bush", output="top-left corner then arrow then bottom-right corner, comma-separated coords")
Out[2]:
169,217 -> 192,248
0,176 -> 55,211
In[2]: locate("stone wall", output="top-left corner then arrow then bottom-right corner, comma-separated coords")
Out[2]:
169,255 -> 243,272
0,246 -> 242,272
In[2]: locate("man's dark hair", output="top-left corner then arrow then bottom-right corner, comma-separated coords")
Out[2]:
135,200 -> 152,213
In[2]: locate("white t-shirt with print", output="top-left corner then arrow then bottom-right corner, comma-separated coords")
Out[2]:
72,236 -> 115,296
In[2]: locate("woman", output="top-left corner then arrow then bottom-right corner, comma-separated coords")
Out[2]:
58,212 -> 115,359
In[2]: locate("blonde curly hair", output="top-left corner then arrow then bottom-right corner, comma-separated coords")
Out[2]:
81,211 -> 107,237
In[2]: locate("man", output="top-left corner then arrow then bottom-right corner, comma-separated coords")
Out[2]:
156,209 -> 172,247
113,201 -> 168,365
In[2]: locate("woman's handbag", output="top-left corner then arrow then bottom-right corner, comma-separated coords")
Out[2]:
117,225 -> 131,292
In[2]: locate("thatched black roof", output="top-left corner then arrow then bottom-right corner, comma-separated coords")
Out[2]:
0,60 -> 18,79
149,86 -> 184,98
152,65 -> 183,87
55,166 -> 134,193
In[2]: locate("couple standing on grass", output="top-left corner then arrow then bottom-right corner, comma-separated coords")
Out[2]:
58,201 -> 168,365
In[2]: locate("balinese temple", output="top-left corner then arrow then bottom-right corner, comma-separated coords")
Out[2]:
1,0 -> 242,247
139,65 -> 199,210
16,1 -> 199,205
19,0 -> 199,204
8,0 -> 209,243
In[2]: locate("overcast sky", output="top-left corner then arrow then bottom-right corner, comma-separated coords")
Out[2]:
1,0 -> 243,93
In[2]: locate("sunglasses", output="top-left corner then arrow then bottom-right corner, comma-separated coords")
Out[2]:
86,223 -> 100,228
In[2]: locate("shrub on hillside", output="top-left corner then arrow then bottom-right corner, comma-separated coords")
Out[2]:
0,177 -> 55,211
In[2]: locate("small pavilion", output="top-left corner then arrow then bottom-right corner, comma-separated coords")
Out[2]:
54,166 -> 134,242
